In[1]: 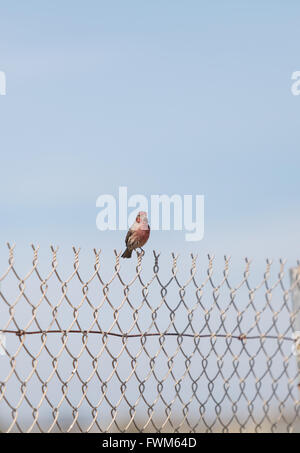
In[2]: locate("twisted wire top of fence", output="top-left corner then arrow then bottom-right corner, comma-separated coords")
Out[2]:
0,243 -> 299,433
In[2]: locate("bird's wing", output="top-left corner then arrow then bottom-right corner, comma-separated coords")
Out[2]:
125,229 -> 133,247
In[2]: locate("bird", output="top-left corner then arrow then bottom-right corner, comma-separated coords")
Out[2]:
121,211 -> 150,258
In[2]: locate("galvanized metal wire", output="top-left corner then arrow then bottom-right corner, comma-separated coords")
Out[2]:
0,243 -> 299,433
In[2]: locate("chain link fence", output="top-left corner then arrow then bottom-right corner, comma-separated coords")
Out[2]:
0,243 -> 299,433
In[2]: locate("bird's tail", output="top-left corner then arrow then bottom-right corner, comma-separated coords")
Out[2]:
121,248 -> 132,258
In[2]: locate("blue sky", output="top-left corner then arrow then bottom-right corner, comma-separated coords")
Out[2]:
0,0 -> 300,261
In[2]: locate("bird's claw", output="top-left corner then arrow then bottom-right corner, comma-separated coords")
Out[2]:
137,248 -> 145,258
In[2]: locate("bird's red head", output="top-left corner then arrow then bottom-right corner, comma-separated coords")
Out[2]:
136,211 -> 147,224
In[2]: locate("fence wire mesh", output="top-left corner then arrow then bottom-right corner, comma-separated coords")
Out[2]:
0,244 -> 299,433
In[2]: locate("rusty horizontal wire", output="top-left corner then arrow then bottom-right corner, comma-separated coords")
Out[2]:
0,329 -> 295,342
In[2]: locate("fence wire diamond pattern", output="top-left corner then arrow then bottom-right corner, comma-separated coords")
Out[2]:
0,244 -> 299,433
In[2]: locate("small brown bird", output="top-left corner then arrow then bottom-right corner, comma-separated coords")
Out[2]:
121,211 -> 150,258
